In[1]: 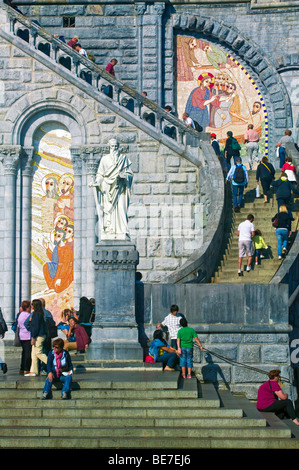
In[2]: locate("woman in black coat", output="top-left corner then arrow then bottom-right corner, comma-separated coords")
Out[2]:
224,131 -> 240,170
256,156 -> 275,203
272,172 -> 299,208
77,297 -> 94,340
24,299 -> 48,377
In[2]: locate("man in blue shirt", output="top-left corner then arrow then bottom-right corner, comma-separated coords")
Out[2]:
225,157 -> 248,212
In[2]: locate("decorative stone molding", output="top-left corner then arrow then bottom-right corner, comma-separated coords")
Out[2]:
276,53 -> 299,72
93,242 -> 139,271
134,2 -> 147,16
0,145 -> 22,175
21,146 -> 34,176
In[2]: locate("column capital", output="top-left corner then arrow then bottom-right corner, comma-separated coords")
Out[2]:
70,147 -> 83,176
134,2 -> 147,16
0,145 -> 22,175
21,146 -> 34,176
80,145 -> 102,176
151,2 -> 165,15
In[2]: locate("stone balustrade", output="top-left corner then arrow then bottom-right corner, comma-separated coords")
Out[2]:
4,3 -> 202,150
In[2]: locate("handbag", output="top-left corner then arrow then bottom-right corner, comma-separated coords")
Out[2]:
256,184 -> 260,198
272,215 -> 279,228
13,325 -> 22,347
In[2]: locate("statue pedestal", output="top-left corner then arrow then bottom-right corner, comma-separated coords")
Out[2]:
88,240 -> 143,362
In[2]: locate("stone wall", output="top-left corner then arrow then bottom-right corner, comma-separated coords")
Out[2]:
0,18 -> 220,319
17,0 -> 299,158
138,282 -> 292,397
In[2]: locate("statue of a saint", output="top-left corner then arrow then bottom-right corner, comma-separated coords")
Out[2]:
90,139 -> 133,240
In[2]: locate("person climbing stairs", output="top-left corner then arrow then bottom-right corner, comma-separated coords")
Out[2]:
211,170 -> 299,284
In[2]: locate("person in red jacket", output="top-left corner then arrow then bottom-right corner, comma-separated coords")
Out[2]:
105,58 -> 118,76
67,36 -> 79,49
282,156 -> 297,186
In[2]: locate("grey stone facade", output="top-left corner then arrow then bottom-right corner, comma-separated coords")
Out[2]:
0,0 -> 298,395
16,0 -> 299,149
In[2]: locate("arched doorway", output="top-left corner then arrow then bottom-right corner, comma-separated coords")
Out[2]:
31,122 -> 74,322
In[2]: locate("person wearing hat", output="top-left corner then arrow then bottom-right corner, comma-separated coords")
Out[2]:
211,133 -> 220,159
67,35 -> 79,49
225,156 -> 248,212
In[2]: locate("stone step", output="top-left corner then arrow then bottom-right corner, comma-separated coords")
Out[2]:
0,424 -> 290,440
0,416 -> 266,429
0,435 -> 297,449
0,406 -> 244,419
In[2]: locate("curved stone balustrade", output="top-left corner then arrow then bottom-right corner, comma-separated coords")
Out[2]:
4,3 -> 203,150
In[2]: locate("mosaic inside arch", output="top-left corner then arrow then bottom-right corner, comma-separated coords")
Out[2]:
176,36 -> 268,160
31,122 -> 74,322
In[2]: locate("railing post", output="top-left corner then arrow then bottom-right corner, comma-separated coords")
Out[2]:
29,26 -> 38,48
155,111 -> 162,133
51,39 -> 59,62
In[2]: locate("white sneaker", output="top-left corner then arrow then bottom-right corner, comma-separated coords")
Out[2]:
278,256 -> 282,260
246,266 -> 251,272
24,372 -> 36,377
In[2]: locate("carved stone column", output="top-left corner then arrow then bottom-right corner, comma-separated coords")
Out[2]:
1,146 -> 21,323
70,147 -> 83,306
20,146 -> 34,302
152,2 -> 165,107
135,2 -> 147,94
82,146 -> 101,298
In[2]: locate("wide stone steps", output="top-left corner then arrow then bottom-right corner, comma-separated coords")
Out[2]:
0,368 -> 298,449
212,170 -> 299,283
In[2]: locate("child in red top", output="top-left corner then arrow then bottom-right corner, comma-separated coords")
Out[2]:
282,156 -> 296,183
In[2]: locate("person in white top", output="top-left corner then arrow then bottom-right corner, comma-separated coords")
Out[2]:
156,305 -> 185,349
182,112 -> 195,129
237,214 -> 255,276
75,43 -> 88,57
75,43 -> 91,84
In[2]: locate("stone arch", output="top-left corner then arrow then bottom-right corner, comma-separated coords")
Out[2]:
4,88 -> 101,147
171,13 -> 293,157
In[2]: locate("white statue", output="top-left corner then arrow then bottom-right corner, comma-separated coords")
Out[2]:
90,138 -> 133,240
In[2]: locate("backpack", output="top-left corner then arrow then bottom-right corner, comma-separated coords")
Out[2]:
193,120 -> 203,132
233,165 -> 245,184
46,317 -> 58,339
231,138 -> 241,151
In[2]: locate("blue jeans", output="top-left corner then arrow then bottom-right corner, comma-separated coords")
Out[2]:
232,184 -> 244,208
157,352 -> 178,369
179,348 -> 194,368
279,147 -> 286,168
275,228 -> 289,256
43,374 -> 72,398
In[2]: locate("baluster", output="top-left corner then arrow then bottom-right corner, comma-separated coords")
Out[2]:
134,100 -> 142,118
72,55 -> 80,77
29,26 -> 38,48
177,128 -> 184,145
10,18 -> 16,34
114,86 -> 121,104
51,40 -> 59,62
155,112 -> 162,133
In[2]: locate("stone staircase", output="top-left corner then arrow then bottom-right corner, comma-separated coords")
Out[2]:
1,358 -> 299,449
0,3 -> 204,166
212,171 -> 299,284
